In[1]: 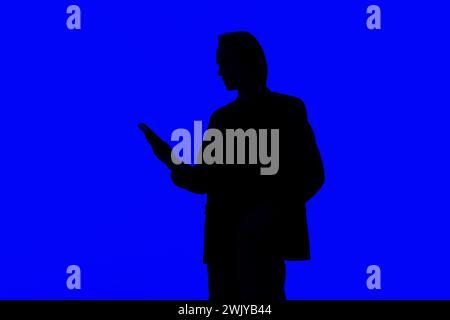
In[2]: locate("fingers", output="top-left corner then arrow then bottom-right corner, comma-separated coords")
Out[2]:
138,123 -> 150,132
138,124 -> 159,140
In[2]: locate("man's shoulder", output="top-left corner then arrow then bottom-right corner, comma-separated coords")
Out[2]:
269,91 -> 305,108
268,91 -> 307,118
209,100 -> 237,122
209,91 -> 307,122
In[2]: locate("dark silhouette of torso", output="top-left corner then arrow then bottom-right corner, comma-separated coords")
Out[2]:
171,89 -> 324,264
139,31 -> 324,302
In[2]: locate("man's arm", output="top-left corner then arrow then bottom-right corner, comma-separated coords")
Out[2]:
138,123 -> 176,170
170,112 -> 220,194
170,163 -> 210,194
284,100 -> 325,203
139,113 -> 218,194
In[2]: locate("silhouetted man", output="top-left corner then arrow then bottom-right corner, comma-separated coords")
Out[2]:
139,32 -> 324,302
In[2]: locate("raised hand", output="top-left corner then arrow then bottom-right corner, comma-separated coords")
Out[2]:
138,123 -> 175,169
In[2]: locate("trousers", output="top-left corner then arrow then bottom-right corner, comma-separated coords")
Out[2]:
207,257 -> 286,303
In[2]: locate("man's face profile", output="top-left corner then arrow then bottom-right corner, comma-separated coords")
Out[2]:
216,45 -> 245,91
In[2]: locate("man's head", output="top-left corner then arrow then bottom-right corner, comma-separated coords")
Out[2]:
216,32 -> 268,91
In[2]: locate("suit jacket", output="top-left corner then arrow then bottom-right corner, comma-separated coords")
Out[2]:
171,89 -> 324,263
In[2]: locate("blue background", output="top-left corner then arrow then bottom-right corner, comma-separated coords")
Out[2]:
1,1 -> 449,299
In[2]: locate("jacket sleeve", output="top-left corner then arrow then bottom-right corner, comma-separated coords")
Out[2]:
283,100 -> 325,203
170,113 -> 218,194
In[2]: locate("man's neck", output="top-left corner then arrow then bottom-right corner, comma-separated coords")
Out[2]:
237,85 -> 269,102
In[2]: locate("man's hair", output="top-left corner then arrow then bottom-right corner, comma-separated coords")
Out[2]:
218,32 -> 268,85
